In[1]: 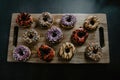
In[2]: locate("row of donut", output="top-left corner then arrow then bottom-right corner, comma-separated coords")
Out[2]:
13,42 -> 102,62
16,12 -> 99,31
22,27 -> 88,45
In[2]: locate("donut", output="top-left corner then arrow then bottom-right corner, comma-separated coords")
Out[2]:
85,42 -> 102,61
16,12 -> 33,27
60,14 -> 76,29
23,29 -> 40,44
13,45 -> 31,61
46,26 -> 63,45
71,27 -> 88,45
59,42 -> 75,60
38,12 -> 53,28
83,16 -> 100,31
37,44 -> 55,61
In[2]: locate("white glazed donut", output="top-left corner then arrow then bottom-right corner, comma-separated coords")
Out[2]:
83,16 -> 100,31
59,42 -> 75,60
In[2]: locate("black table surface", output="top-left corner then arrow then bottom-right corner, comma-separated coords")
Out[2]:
0,0 -> 120,79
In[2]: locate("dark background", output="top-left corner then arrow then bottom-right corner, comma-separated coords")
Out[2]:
0,0 -> 120,80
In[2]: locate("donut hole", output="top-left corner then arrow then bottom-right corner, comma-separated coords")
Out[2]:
43,25 -> 48,28
52,32 -> 57,37
43,16 -> 48,22
28,34 -> 33,39
19,49 -> 24,56
65,48 -> 70,53
66,17 -> 71,22
39,48 -> 51,55
21,13 -> 29,21
93,47 -> 98,54
77,32 -> 85,38
90,19 -> 95,25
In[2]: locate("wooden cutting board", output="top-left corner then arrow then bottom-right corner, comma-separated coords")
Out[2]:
7,13 -> 110,64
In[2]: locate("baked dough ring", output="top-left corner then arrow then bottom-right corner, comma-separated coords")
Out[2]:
60,14 -> 76,29
83,16 -> 100,31
37,44 -> 55,61
71,27 -> 88,45
16,12 -> 33,27
38,12 -> 53,28
85,42 -> 102,61
59,42 -> 75,60
22,29 -> 40,44
13,45 -> 31,61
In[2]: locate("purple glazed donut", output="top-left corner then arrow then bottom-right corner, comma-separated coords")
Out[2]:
46,26 -> 63,45
13,45 -> 31,61
60,14 -> 76,29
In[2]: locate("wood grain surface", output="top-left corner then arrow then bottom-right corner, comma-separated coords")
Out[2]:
7,13 -> 110,64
